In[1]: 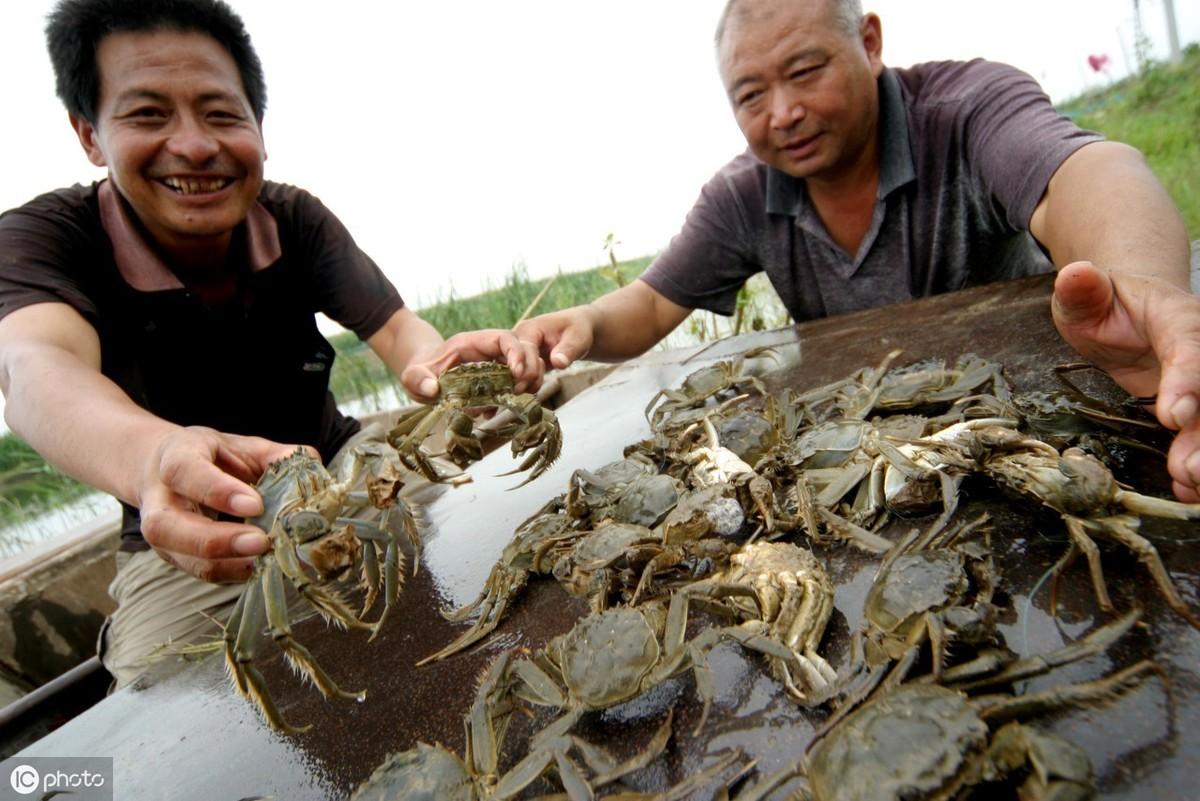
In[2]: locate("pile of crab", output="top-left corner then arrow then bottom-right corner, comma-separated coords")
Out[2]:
346,347 -> 1196,799
211,362 -> 564,733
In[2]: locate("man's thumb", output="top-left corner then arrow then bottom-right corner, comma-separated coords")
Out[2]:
1052,261 -> 1113,328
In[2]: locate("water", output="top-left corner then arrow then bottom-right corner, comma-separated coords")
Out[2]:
0,492 -> 120,560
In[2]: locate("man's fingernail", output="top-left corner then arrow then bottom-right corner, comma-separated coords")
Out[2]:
229,493 -> 261,517
1168,395 -> 1198,429
419,378 -> 438,397
232,532 -> 270,556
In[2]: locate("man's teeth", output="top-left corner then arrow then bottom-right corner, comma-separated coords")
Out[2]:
162,177 -> 229,195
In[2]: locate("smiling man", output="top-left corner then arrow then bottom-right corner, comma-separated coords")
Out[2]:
0,0 -> 538,686
504,0 -> 1200,503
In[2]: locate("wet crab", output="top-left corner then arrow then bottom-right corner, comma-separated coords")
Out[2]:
829,514 -> 999,716
877,420 -> 1200,630
508,600 -> 709,744
224,448 -> 419,733
731,610 -> 1162,801
387,362 -> 562,488
354,650 -> 678,801
678,541 -> 838,702
871,352 -> 1012,413
418,503 -> 578,665
645,345 -> 777,430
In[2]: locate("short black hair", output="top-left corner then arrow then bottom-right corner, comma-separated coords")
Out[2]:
45,0 -> 267,124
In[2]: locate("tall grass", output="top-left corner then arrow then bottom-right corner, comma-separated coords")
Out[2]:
0,436 -> 93,528
1060,43 -> 1200,236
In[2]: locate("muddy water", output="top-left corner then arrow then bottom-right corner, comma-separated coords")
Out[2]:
21,275 -> 1199,800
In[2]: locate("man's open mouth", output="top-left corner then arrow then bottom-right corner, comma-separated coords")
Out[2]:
160,176 -> 234,195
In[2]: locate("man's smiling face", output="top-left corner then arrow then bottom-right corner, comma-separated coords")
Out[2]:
72,29 -> 266,262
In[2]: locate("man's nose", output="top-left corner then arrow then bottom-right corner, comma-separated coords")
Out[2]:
165,115 -> 220,163
768,86 -> 805,131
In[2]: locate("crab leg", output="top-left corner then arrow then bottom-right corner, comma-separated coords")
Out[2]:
417,568 -> 529,665
226,571 -> 313,734
976,659 -> 1161,723
262,562 -> 366,703
955,607 -> 1141,691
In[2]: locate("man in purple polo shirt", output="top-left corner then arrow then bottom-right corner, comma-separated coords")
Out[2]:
506,0 -> 1200,503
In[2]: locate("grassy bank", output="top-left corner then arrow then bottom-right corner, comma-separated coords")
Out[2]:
1060,43 -> 1200,236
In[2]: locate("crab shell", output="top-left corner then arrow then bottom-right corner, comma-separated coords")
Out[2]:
806,684 -> 990,801
438,361 -> 516,403
863,550 -> 969,638
553,606 -> 666,709
350,742 -> 473,801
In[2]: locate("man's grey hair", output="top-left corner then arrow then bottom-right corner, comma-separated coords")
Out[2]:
715,0 -> 864,49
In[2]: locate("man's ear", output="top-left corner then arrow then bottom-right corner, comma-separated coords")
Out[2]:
69,113 -> 108,168
861,13 -> 884,78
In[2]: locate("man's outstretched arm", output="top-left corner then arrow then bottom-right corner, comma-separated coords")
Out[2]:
513,279 -> 694,369
1030,140 -> 1200,501
0,302 -> 300,580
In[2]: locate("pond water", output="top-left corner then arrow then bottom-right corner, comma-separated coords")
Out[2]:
0,491 -> 120,560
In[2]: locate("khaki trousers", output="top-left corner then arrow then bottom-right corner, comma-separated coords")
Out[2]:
97,423 -> 391,688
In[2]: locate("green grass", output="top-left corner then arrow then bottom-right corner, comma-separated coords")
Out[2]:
1059,42 -> 1200,236
0,436 -> 94,528
328,256 -> 654,406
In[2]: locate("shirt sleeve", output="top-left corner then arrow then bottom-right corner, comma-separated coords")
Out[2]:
949,61 -> 1102,230
0,190 -> 102,327
274,185 -> 405,340
640,154 -> 764,316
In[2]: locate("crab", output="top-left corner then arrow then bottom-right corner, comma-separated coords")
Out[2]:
829,514 -> 999,716
356,649 -> 680,801
510,589 -> 816,741
508,600 -> 711,746
678,541 -> 838,702
564,454 -> 660,523
418,503 -> 578,665
645,345 -> 777,430
728,609 -> 1161,801
876,419 -> 1200,630
871,352 -> 1012,413
387,362 -> 562,488
793,664 -> 1158,801
689,413 -> 782,517
543,521 -> 734,613
224,448 -> 419,733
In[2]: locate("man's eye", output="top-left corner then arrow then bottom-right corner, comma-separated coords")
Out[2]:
737,89 -> 763,107
208,110 -> 246,124
129,107 -> 166,118
790,64 -> 824,80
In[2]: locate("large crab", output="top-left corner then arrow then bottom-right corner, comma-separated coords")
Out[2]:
875,419 -> 1200,630
730,610 -> 1162,801
387,362 -> 562,488
678,541 -> 838,702
825,514 -> 999,721
509,587 -> 818,743
224,448 -> 419,733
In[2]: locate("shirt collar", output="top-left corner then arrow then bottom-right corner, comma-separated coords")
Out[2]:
97,179 -> 282,291
765,67 -> 915,216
